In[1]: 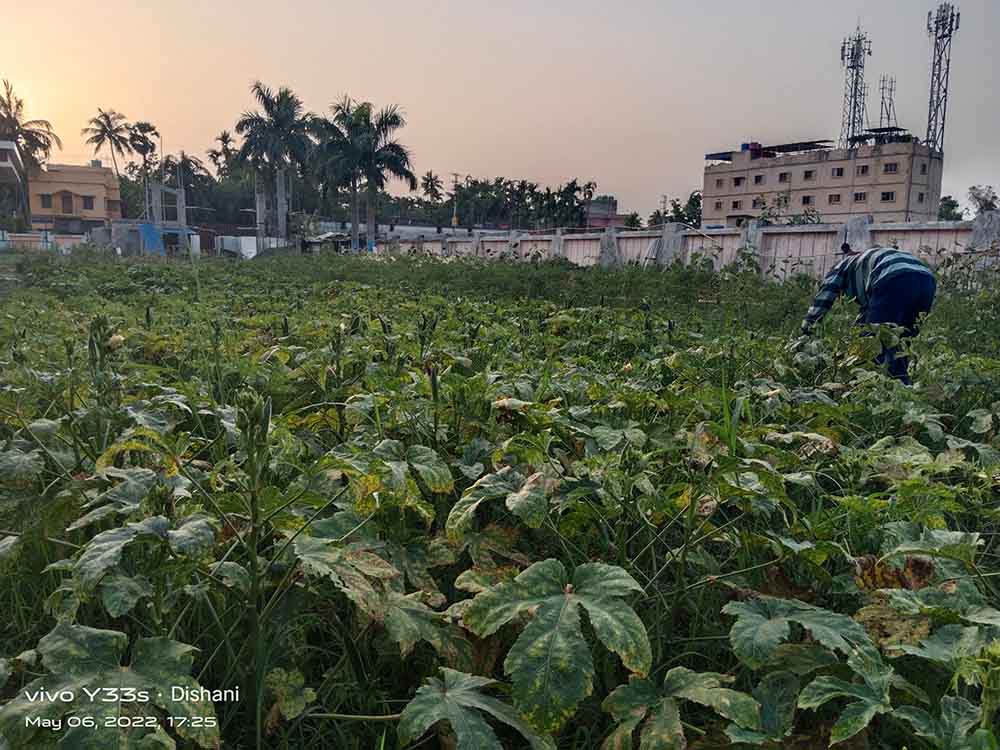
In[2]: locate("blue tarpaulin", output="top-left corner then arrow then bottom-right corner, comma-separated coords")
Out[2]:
139,223 -> 165,255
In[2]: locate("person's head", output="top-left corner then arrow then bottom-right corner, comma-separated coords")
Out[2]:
841,242 -> 854,255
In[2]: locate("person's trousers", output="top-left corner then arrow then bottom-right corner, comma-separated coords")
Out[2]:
864,271 -> 936,384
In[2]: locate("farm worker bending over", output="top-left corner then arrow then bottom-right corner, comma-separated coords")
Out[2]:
801,242 -> 936,385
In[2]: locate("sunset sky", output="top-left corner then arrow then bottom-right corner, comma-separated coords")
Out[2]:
7,0 -> 998,216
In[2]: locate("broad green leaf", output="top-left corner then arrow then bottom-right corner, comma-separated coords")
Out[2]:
99,574 -> 154,617
797,646 -> 894,747
0,624 -> 218,748
264,667 -> 316,721
373,440 -> 454,494
0,448 -> 43,483
763,644 -> 839,675
640,698 -> 685,749
755,670 -> 799,740
661,667 -> 760,729
967,408 -> 994,435
447,466 -> 551,537
962,607 -> 1000,628
68,468 -> 158,532
504,472 -> 548,528
167,515 -> 217,556
884,529 -> 982,565
723,596 -> 869,669
602,671 -> 759,750
896,625 -> 987,668
829,699 -> 883,745
385,538 -> 454,607
406,445 -> 454,493
209,561 -> 250,593
398,668 -> 554,750
465,559 -> 650,732
74,516 -> 171,590
292,535 -> 399,619
383,591 -> 472,669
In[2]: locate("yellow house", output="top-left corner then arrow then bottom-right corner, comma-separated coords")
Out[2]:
29,161 -> 122,233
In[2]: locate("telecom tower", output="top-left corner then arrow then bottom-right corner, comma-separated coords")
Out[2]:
839,26 -> 872,149
879,75 -> 898,130
925,2 -> 960,152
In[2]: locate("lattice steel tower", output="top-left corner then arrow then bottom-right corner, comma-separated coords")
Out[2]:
925,2 -> 960,152
879,75 -> 898,130
839,27 -> 872,149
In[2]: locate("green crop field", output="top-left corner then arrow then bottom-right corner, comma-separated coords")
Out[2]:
2,250 -> 1000,749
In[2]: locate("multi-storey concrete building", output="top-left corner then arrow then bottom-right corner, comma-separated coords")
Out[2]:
29,161 -> 123,233
702,139 -> 943,228
0,140 -> 28,221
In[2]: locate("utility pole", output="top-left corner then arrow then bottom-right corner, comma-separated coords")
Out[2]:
450,172 -> 461,228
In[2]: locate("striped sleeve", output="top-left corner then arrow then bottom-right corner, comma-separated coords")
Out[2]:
802,259 -> 850,330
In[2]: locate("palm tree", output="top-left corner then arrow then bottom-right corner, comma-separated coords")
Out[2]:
82,108 -> 132,178
0,80 -> 62,168
358,104 -> 417,249
315,97 -> 369,252
235,82 -> 313,241
0,80 -> 62,221
207,130 -> 236,178
313,98 -> 416,251
421,171 -> 443,203
128,121 -> 159,218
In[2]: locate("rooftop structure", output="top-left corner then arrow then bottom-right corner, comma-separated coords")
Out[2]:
702,140 -> 942,228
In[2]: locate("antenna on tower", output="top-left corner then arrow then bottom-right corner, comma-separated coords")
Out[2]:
879,74 -> 899,130
926,2 -> 960,152
839,26 -> 873,149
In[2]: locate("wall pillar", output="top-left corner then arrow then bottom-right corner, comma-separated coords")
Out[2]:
550,228 -> 564,260
655,223 -> 685,266
838,214 -> 873,251
969,210 -> 1000,251
598,226 -> 621,268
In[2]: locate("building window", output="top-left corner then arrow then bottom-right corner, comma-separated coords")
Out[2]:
918,192 -> 926,204
40,194 -> 52,209
778,172 -> 790,183
714,201 -> 723,211
804,170 -> 815,181
857,164 -> 870,176
82,196 -> 95,210
829,194 -> 842,205
61,194 -> 73,213
854,192 -> 867,202
802,195 -> 814,206
753,174 -> 765,185
715,178 -> 724,189
733,177 -> 745,187
920,163 -> 928,175
732,200 -> 742,210
883,162 -> 899,174
752,197 -> 765,209
881,191 -> 896,202
832,167 -> 845,177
